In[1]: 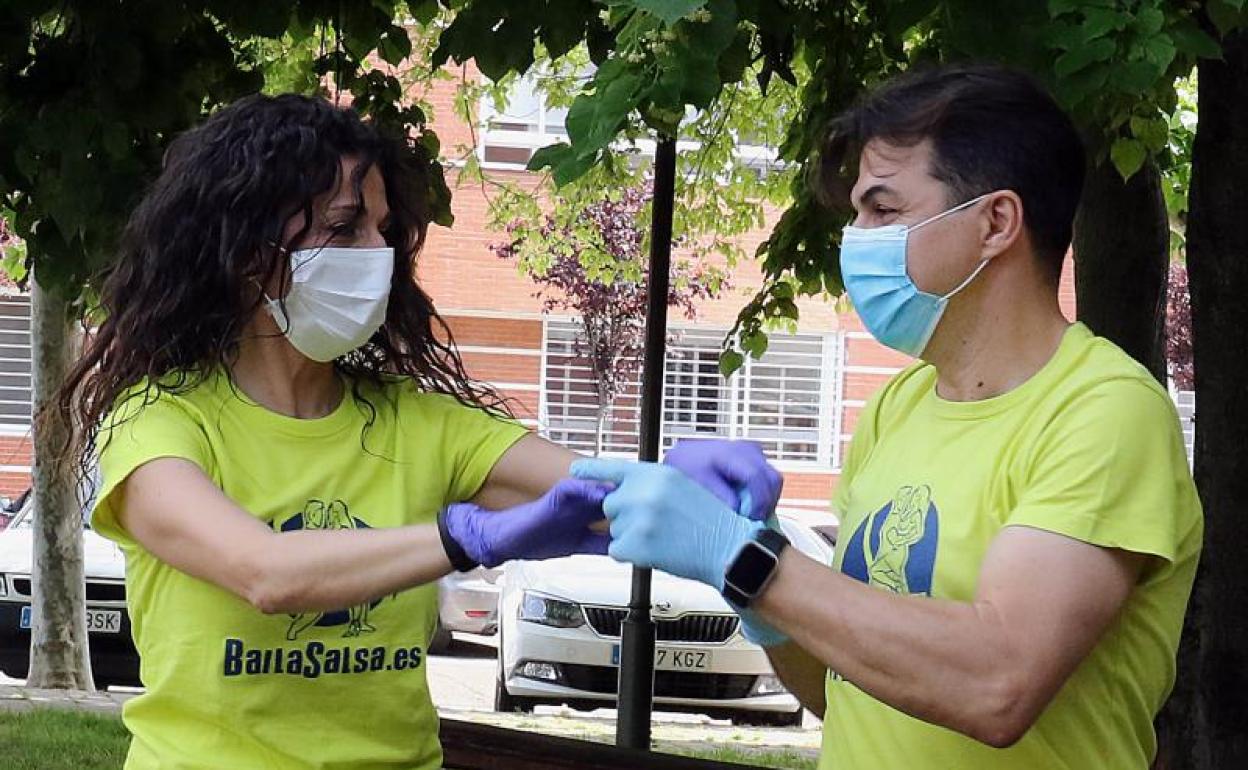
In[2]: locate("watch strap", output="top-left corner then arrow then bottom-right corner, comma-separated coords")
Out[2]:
437,506 -> 481,573
722,527 -> 789,608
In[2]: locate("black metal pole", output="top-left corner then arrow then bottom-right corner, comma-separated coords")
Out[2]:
616,135 -> 677,750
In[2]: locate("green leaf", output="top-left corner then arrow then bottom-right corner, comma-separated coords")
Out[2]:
1054,37 -> 1116,77
410,0 -> 439,25
1112,59 -> 1163,93
1130,115 -> 1170,153
552,151 -> 599,187
719,349 -> 745,377
378,25 -> 412,67
565,70 -> 643,153
622,0 -> 707,25
716,29 -> 753,84
886,0 -> 940,37
540,14 -> 586,60
1048,0 -> 1082,17
1207,0 -> 1248,35
1169,20 -> 1222,59
528,142 -> 577,173
1142,34 -> 1176,72
1110,137 -> 1147,179
682,58 -> 722,108
742,329 -> 769,358
1135,7 -> 1165,36
1081,7 -> 1128,39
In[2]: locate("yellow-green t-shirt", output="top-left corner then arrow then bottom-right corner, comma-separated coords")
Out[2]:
821,323 -> 1202,770
92,371 -> 527,770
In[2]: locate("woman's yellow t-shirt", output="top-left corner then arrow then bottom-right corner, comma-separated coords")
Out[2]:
92,371 -> 527,770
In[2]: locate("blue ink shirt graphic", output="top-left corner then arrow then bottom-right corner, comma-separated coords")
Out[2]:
277,499 -> 384,640
840,485 -> 939,596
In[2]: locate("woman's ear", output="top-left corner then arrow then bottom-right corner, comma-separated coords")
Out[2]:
981,190 -> 1025,260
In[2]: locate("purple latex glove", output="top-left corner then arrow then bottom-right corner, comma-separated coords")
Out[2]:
441,478 -> 611,569
663,439 -> 783,522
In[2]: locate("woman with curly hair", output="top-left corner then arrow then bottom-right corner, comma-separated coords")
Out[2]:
51,93 -> 608,769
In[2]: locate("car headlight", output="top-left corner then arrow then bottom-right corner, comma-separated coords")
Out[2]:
518,591 -> 584,629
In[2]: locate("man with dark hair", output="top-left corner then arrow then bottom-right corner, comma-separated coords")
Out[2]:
574,64 -> 1201,768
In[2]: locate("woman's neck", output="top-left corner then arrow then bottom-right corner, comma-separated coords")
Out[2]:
230,315 -> 344,419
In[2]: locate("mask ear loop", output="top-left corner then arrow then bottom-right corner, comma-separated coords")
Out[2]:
940,257 -> 991,301
257,242 -> 295,333
909,191 -> 994,232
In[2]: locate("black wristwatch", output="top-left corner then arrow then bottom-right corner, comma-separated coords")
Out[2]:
722,528 -> 789,609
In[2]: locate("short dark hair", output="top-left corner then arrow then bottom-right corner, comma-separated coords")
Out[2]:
817,64 -> 1086,279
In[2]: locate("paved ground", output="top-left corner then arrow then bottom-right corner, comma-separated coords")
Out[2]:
0,633 -> 823,761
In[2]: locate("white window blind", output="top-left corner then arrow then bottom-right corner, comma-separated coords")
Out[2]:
0,295 -> 31,433
539,319 -> 842,469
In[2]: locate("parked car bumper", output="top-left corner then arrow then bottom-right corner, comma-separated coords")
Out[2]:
439,568 -> 501,635
502,614 -> 799,714
0,596 -> 139,685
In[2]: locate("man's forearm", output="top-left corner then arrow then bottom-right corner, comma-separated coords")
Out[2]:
766,642 -> 827,718
753,550 -> 1021,745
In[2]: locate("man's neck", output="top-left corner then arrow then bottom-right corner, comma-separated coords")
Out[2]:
923,283 -> 1070,403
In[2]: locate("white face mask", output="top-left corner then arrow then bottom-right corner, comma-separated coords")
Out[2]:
264,246 -> 394,362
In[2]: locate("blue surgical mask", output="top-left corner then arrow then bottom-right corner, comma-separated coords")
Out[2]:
839,193 -> 992,358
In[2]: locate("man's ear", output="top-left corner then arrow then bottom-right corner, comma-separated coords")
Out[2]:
981,190 -> 1025,260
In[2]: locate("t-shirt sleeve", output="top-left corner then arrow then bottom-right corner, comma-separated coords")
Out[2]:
1005,379 -> 1194,564
92,392 -> 213,548
429,395 -> 530,506
832,385 -> 886,519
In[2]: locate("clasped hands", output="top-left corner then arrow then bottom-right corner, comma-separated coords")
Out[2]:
441,439 -> 789,646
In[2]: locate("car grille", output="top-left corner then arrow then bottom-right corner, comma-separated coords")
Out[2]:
557,663 -> 756,700
11,578 -> 124,602
583,607 -> 738,643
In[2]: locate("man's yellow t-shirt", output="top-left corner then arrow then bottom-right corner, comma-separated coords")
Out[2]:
821,323 -> 1202,770
92,370 -> 527,770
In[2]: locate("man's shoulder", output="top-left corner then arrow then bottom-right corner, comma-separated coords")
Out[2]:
1050,325 -> 1175,416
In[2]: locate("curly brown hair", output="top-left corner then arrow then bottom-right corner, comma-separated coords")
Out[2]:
50,93 -> 509,486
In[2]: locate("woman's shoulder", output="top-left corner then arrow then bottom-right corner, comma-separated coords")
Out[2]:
102,370 -> 222,431
370,378 -> 514,425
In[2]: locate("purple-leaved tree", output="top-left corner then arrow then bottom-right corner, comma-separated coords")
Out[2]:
493,184 -> 724,455
1166,261 -> 1193,391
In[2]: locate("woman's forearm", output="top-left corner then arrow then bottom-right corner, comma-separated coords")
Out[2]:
241,524 -> 453,614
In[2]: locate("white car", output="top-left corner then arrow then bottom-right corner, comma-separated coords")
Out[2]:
0,490 -> 138,687
495,510 -> 837,726
431,565 -> 503,652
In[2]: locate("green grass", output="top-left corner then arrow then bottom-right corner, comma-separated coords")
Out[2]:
0,709 -> 817,769
0,709 -> 131,770
670,744 -> 818,769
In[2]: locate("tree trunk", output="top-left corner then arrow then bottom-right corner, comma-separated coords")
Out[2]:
594,402 -> 606,458
1072,158 -> 1170,382
1173,28 -> 1248,770
26,273 -> 92,690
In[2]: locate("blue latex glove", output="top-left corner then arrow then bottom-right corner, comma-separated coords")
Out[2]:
570,458 -> 763,591
663,439 -> 783,523
441,478 -> 611,569
662,440 -> 789,647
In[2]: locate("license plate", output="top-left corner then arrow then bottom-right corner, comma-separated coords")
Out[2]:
611,645 -> 712,671
20,606 -> 121,634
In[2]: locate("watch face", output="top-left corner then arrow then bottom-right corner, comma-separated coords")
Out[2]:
725,541 -> 778,596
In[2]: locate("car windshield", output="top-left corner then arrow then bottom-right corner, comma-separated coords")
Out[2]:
7,474 -> 98,531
